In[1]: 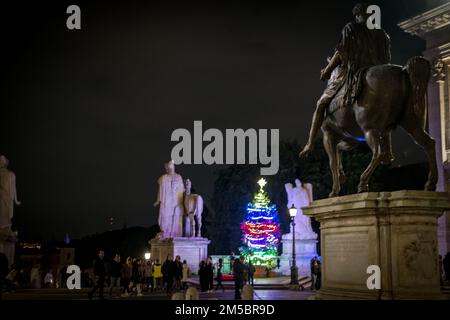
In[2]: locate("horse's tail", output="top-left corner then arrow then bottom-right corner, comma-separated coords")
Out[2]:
404,56 -> 431,130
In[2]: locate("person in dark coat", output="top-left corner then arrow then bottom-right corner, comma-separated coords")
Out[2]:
109,254 -> 122,297
206,257 -> 214,292
233,256 -> 245,300
162,255 -> 175,294
198,260 -> 207,292
248,261 -> 255,286
174,255 -> 183,291
312,260 -> 321,290
215,258 -> 225,291
88,250 -> 106,300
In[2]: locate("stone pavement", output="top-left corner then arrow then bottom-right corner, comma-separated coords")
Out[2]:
1,287 -> 315,301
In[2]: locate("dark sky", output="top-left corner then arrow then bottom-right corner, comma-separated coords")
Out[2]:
1,0 -> 448,240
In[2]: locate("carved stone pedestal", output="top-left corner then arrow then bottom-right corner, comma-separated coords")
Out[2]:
303,191 -> 450,300
149,237 -> 210,274
278,236 -> 318,276
0,228 -> 17,268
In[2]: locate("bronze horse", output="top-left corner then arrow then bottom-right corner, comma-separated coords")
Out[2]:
310,56 -> 437,197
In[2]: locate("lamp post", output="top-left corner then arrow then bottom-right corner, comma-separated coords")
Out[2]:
289,204 -> 299,285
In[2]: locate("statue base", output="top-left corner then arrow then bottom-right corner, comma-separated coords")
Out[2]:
278,236 -> 318,277
303,191 -> 450,300
149,237 -> 210,274
0,228 -> 17,268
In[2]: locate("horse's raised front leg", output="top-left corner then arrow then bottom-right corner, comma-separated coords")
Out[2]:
402,125 -> 438,191
323,128 -> 340,197
358,130 -> 382,193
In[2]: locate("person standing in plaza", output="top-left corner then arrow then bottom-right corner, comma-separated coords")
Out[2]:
215,258 -> 225,291
121,257 -> 133,297
229,252 -> 235,275
162,254 -> 175,295
152,259 -> 163,291
128,258 -> 143,296
181,260 -> 190,290
88,250 -> 106,300
109,254 -> 122,298
233,256 -> 245,300
312,259 -> 321,290
206,257 -> 214,292
199,260 -> 207,292
143,259 -> 153,292
248,261 -> 255,286
173,255 -> 183,291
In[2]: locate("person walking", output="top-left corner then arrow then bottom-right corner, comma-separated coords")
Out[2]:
181,260 -> 190,290
129,258 -> 143,296
121,257 -> 133,297
109,254 -> 122,298
88,250 -> 106,300
233,256 -> 245,300
153,259 -> 163,291
229,252 -> 235,275
312,260 -> 321,290
310,256 -> 318,290
143,259 -> 153,292
162,255 -> 175,295
215,258 -> 225,291
199,260 -> 207,292
174,255 -> 183,291
248,261 -> 255,286
206,257 -> 214,292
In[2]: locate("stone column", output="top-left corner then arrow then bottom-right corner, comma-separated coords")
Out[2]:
303,191 -> 450,300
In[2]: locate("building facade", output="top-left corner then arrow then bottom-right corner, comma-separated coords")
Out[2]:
399,3 -> 450,256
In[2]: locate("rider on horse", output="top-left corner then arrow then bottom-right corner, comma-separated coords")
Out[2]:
300,3 -> 392,162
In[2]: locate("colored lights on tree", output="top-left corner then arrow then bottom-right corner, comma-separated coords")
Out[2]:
240,178 -> 280,267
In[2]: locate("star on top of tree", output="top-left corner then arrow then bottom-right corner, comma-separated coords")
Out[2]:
257,178 -> 267,190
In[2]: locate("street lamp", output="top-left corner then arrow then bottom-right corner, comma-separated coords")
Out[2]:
144,252 -> 151,260
289,204 -> 299,285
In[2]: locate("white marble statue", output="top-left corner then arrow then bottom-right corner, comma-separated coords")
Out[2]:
154,160 -> 185,239
285,179 -> 317,239
184,179 -> 203,238
0,155 -> 21,230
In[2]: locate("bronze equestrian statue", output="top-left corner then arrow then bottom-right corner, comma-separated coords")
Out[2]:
300,3 -> 436,197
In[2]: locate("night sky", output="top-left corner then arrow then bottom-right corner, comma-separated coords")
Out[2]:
1,0 -> 448,240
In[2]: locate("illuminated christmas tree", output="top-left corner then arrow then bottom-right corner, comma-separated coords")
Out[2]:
240,178 -> 280,267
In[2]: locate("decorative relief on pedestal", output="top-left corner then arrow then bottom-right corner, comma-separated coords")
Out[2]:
402,234 -> 437,281
432,58 -> 446,82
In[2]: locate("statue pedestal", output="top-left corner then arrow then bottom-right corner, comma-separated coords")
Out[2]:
303,191 -> 450,300
278,235 -> 318,276
0,228 -> 17,267
149,237 -> 210,274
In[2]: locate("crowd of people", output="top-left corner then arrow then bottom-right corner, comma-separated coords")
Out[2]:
87,250 -> 194,300
4,249 -> 450,300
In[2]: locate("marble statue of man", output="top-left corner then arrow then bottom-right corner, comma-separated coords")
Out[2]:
0,155 -> 21,230
285,179 -> 317,239
154,160 -> 185,239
